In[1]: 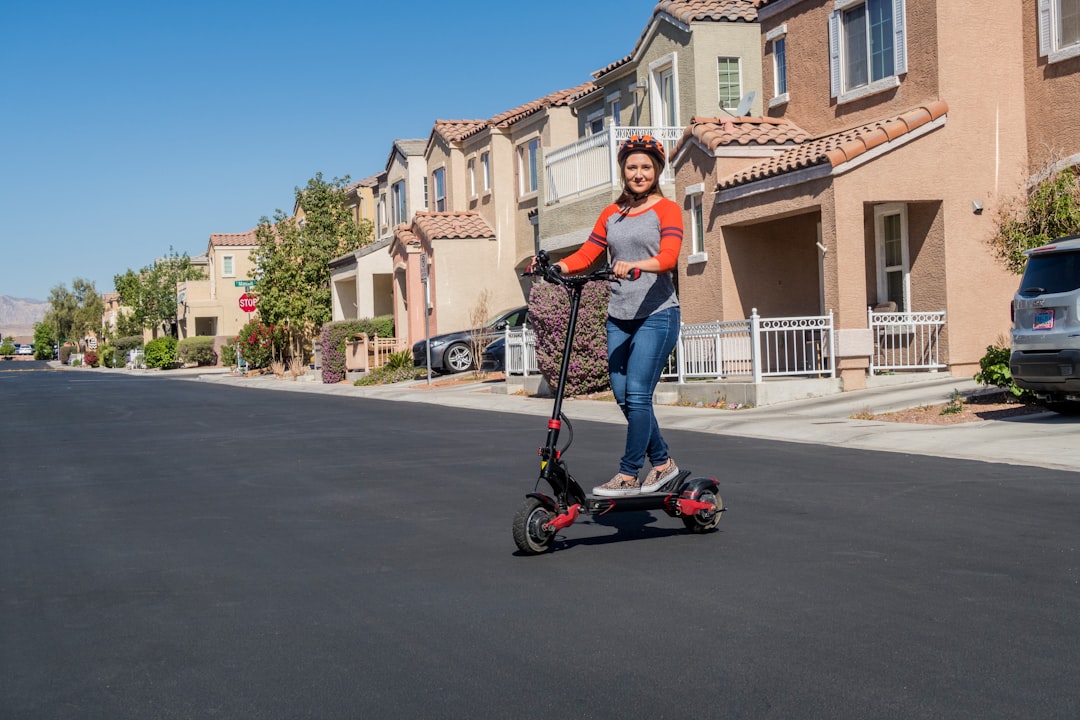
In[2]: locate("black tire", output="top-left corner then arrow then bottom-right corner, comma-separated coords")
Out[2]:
443,343 -> 474,373
1042,401 -> 1080,415
681,489 -> 722,534
513,498 -> 554,554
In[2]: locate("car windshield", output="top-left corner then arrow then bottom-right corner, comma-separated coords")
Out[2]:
1020,250 -> 1080,295
485,308 -> 523,327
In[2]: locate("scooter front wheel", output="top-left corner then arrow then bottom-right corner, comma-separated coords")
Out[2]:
513,497 -> 555,554
682,489 -> 723,534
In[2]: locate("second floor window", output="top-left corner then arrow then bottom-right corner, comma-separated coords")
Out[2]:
829,0 -> 907,100
717,57 -> 741,110
481,152 -> 491,192
608,96 -> 622,126
391,181 -> 407,226
519,138 -> 539,196
468,158 -> 476,198
1039,0 -> 1080,62
432,168 -> 446,212
222,255 -> 235,277
773,37 -> 788,96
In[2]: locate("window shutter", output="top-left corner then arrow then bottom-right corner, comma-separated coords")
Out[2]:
828,11 -> 841,97
893,0 -> 907,74
1037,0 -> 1052,57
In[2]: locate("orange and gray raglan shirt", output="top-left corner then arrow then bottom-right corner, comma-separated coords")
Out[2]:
560,196 -> 683,321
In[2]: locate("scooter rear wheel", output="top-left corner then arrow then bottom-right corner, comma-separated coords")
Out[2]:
513,497 -> 555,554
682,489 -> 722,534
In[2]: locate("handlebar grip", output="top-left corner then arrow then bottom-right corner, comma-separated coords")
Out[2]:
627,268 -> 641,281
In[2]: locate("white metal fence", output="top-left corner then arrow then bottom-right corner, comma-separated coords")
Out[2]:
510,308 -> 946,382
544,125 -> 683,205
868,308 -> 946,372
504,326 -> 539,375
675,310 -> 835,383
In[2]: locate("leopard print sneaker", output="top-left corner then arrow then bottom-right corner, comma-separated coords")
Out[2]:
592,473 -> 641,497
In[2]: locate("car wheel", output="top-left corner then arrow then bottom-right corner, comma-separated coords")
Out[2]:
443,343 -> 474,373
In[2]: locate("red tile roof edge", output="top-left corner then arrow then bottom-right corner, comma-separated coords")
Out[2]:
209,228 -> 259,247
412,211 -> 495,241
717,100 -> 949,191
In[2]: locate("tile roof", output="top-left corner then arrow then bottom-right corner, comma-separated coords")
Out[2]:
716,100 -> 949,190
394,139 -> 428,156
412,211 -> 495,240
677,115 -> 811,155
594,1 -> 758,78
434,119 -> 489,144
394,225 -> 420,248
489,82 -> 595,129
209,228 -> 259,247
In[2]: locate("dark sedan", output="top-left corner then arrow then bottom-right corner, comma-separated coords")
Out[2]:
413,306 -> 528,374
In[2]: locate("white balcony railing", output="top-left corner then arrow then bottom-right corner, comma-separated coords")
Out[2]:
544,125 -> 683,205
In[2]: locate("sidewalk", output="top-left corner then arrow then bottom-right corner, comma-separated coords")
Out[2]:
190,370 -> 1080,474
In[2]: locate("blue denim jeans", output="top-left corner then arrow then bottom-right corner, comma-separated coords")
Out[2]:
606,306 -> 680,477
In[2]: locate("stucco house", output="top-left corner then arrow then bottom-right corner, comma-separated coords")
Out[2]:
666,0 -> 1079,393
328,175 -> 388,322
176,229 -> 260,358
538,0 -> 762,259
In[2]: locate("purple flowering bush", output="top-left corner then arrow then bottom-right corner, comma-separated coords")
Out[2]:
319,320 -> 368,384
528,280 -> 611,397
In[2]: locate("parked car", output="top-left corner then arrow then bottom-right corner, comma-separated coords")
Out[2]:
1010,235 -> 1080,414
480,336 -> 508,372
16,344 -> 33,355
413,306 -> 528,374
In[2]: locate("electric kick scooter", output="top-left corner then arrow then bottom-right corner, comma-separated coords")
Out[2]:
512,251 -> 725,555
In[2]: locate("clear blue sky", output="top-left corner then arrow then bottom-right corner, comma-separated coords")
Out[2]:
0,1 -> 650,302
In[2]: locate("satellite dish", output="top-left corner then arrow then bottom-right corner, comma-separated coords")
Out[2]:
734,90 -> 756,116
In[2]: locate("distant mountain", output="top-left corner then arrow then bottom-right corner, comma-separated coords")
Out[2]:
0,295 -> 49,338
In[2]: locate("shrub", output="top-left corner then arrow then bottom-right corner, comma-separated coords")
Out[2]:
114,335 -> 144,353
234,320 -> 286,370
144,336 -> 178,369
59,345 -> 73,364
355,314 -> 395,339
0,340 -> 14,356
354,350 -> 425,386
319,320 -> 368,383
84,349 -> 99,368
177,336 -> 218,366
98,343 -> 118,368
528,279 -> 611,397
220,340 -> 238,367
974,342 -> 1032,399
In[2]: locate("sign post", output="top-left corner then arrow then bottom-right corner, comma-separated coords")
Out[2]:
420,254 -> 431,385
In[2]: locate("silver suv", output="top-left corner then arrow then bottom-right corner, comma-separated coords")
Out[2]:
1010,235 -> 1080,414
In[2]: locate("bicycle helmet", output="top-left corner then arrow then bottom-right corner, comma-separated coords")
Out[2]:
617,134 -> 666,170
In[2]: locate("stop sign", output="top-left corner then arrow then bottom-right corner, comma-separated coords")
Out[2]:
239,293 -> 258,313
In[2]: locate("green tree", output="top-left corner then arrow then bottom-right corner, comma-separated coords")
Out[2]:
42,283 -> 77,350
114,247 -> 205,337
71,278 -> 105,343
991,164 -> 1080,274
32,321 -> 55,359
252,173 -> 373,358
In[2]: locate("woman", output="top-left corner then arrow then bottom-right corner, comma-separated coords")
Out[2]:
547,134 -> 682,497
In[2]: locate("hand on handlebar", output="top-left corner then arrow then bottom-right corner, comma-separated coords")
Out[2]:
612,261 -> 642,281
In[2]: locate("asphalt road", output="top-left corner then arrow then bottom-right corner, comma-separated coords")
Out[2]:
2,370 -> 1079,719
